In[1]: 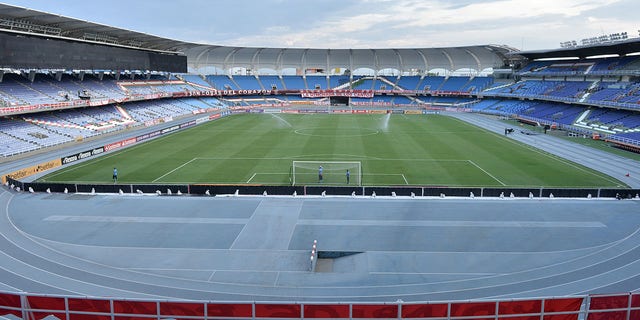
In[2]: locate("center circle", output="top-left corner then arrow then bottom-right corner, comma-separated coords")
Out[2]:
293,128 -> 380,137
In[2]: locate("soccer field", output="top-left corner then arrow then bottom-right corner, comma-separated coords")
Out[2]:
39,113 -> 626,187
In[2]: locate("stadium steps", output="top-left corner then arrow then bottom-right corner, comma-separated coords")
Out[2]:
115,105 -> 134,121
23,117 -> 85,132
0,88 -> 27,106
228,76 -> 242,91
579,81 -> 600,102
377,76 -> 399,89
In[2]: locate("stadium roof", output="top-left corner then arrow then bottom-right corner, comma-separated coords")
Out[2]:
0,3 -> 515,73
513,38 -> 640,60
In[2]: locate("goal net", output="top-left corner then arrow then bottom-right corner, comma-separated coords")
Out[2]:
291,161 -> 362,186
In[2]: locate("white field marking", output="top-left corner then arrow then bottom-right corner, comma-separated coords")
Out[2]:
468,160 -> 506,186
246,173 -> 257,183
152,158 -> 198,182
207,271 -> 216,282
401,174 -> 409,185
289,153 -> 384,160
196,156 -> 467,162
448,116 -> 622,186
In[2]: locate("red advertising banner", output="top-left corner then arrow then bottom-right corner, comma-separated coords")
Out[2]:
498,299 -> 542,315
68,297 -> 111,313
300,89 -> 374,98
112,300 -> 156,315
159,301 -> 204,317
587,294 -> 630,320
207,303 -> 252,317
304,304 -> 350,318
450,301 -> 496,317
351,304 -> 398,318
0,292 -> 21,318
402,303 -> 448,318
255,303 -> 301,318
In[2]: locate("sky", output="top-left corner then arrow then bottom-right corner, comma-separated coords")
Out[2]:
2,0 -> 639,51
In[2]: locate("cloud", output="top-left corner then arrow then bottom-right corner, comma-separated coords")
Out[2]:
2,0 -> 636,50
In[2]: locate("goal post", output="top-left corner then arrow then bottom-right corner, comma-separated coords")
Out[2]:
291,161 -> 362,186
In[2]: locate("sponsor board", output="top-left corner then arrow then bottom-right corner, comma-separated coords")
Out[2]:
282,109 -> 299,114
195,116 -> 210,125
262,109 -> 282,114
331,110 -> 352,113
352,110 -> 369,114
297,109 -> 329,113
301,89 -> 374,98
172,89 -> 272,98
179,121 -> 196,129
404,110 -> 423,115
136,130 -> 161,143
3,159 -> 62,183
61,147 -> 106,165
392,109 -> 404,114
161,125 -> 180,134
369,110 -> 387,114
209,113 -> 222,120
249,109 -> 265,113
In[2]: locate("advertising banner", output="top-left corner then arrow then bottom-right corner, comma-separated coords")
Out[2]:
300,89 -> 374,98
3,159 -> 62,183
61,147 -> 105,165
136,130 -> 161,143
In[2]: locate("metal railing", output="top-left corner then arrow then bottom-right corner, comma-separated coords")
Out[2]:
1,291 -> 639,319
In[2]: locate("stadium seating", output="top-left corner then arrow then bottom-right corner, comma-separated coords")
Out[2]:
438,77 -> 470,92
419,76 -> 446,91
258,76 -> 284,90
460,77 -> 494,93
180,74 -> 213,88
3,61 -> 640,156
232,75 -> 263,90
205,75 -> 239,90
306,76 -> 328,90
395,76 -> 422,90
281,76 -> 307,90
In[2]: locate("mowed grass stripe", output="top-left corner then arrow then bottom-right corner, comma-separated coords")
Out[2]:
38,113 -> 625,187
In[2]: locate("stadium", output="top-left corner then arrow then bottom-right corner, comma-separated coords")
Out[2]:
0,2 -> 640,319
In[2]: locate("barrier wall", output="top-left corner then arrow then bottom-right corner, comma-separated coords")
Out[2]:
1,291 -> 639,319
8,177 -> 639,199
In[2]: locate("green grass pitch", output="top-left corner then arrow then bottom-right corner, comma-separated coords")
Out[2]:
38,113 -> 626,188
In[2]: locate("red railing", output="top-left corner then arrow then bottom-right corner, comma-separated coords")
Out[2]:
1,291 -> 638,319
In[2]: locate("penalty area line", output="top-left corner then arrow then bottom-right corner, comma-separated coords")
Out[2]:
152,158 -> 198,182
468,160 -> 506,186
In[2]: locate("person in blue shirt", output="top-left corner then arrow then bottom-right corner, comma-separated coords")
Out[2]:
113,167 -> 118,183
318,166 -> 323,183
346,169 -> 350,184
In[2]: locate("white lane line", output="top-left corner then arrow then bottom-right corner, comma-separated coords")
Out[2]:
44,216 -> 250,224
468,160 -> 506,186
152,158 -> 197,182
246,173 -> 257,183
297,219 -> 605,228
401,174 -> 409,185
